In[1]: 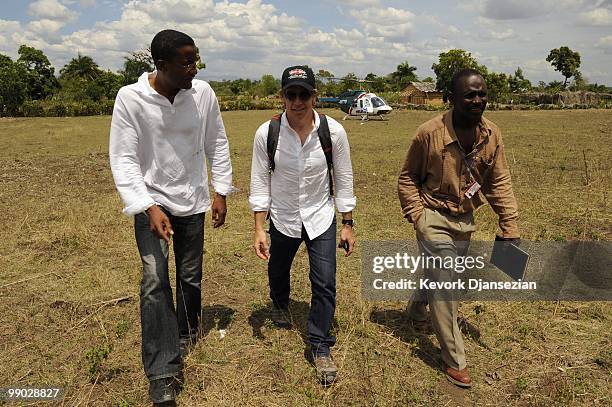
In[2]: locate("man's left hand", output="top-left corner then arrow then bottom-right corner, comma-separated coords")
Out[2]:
338,225 -> 356,257
211,193 -> 227,228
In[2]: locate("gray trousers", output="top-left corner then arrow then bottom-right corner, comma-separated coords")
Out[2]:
407,207 -> 475,370
134,211 -> 204,380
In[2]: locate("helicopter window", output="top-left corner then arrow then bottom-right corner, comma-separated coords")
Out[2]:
371,97 -> 386,108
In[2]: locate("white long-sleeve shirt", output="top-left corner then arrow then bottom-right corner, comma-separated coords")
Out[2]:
109,72 -> 233,216
249,111 -> 356,239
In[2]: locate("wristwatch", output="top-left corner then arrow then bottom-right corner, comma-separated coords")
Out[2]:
341,219 -> 354,227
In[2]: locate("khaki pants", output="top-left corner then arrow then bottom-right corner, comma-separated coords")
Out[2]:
407,207 -> 476,370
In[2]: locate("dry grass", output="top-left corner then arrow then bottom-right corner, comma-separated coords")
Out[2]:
0,109 -> 610,406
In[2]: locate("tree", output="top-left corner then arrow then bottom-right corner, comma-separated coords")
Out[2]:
60,53 -> 102,81
484,72 -> 510,102
86,70 -> 124,101
339,72 -> 359,93
364,73 -> 388,93
254,74 -> 279,97
391,61 -> 417,91
431,49 -> 487,101
120,49 -> 154,85
546,46 -> 581,88
0,54 -> 28,115
508,67 -> 531,93
16,45 -> 59,100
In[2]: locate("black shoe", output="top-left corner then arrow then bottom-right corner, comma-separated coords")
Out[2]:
270,307 -> 291,328
149,377 -> 177,404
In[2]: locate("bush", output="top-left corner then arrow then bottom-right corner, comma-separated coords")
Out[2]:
21,100 -> 44,117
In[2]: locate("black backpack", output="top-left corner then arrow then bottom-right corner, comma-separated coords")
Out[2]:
267,112 -> 334,195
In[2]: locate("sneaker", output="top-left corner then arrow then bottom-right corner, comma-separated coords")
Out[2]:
313,355 -> 337,386
149,377 -> 177,404
270,307 -> 291,328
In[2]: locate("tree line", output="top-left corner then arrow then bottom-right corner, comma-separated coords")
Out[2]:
0,44 -> 609,116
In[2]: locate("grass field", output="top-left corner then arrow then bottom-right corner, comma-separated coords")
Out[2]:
0,109 -> 610,406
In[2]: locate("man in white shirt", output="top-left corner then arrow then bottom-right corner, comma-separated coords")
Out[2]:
249,65 -> 356,385
109,29 -> 233,405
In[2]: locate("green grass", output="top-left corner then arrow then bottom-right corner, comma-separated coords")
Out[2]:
0,109 -> 610,406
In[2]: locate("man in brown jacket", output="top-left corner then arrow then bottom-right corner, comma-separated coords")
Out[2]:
398,68 -> 520,388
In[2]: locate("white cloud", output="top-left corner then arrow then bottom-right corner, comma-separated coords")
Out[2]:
27,19 -> 65,36
596,35 -> 612,52
28,0 -> 79,22
489,28 -> 516,40
337,0 -> 380,6
578,8 -> 612,25
349,7 -> 415,39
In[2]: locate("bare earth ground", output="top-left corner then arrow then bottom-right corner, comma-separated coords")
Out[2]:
0,109 -> 610,406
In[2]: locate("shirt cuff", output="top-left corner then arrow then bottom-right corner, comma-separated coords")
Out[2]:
335,196 -> 356,213
249,195 -> 271,212
123,197 -> 156,216
212,182 -> 234,196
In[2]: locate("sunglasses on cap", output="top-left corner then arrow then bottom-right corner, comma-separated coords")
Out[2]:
284,89 -> 313,101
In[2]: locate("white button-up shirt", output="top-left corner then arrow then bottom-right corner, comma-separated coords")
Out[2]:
109,72 -> 233,216
249,111 -> 356,239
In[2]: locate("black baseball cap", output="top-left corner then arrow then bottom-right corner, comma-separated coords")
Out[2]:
281,65 -> 316,91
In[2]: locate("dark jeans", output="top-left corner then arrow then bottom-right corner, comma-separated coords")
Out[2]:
134,210 -> 204,380
268,219 -> 337,357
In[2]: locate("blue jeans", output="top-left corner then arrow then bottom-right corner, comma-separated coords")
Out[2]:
268,219 -> 337,357
134,210 -> 204,380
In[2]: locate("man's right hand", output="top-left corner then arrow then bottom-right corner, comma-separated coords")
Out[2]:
253,229 -> 269,260
147,205 -> 174,243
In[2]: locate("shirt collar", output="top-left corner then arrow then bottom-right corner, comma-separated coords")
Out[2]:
136,71 -> 197,97
443,108 -> 492,147
280,108 -> 320,132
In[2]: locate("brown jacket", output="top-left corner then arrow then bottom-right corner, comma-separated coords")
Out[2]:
398,109 -> 519,238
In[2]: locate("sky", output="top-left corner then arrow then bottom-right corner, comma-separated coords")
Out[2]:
1,0 -> 611,84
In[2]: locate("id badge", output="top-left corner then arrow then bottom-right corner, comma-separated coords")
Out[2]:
465,180 -> 481,198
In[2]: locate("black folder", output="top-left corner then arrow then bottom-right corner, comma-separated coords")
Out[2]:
490,238 -> 530,281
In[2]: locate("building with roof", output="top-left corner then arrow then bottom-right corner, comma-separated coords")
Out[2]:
400,82 -> 444,105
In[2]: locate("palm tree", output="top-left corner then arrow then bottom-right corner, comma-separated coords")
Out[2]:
391,61 -> 417,90
60,53 -> 101,81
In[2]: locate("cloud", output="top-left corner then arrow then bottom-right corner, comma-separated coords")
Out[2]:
488,28 -> 516,40
596,35 -> 612,53
578,7 -> 612,25
482,0 -> 555,19
337,0 -> 380,6
27,19 -> 65,36
28,0 -> 79,22
349,7 -> 415,39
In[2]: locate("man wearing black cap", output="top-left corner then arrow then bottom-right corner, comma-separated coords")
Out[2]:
249,65 -> 356,385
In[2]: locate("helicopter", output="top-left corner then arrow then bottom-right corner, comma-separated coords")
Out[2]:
317,77 -> 393,121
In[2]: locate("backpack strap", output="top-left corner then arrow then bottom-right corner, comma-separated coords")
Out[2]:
267,113 -> 282,173
317,113 -> 334,196
266,112 -> 334,196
